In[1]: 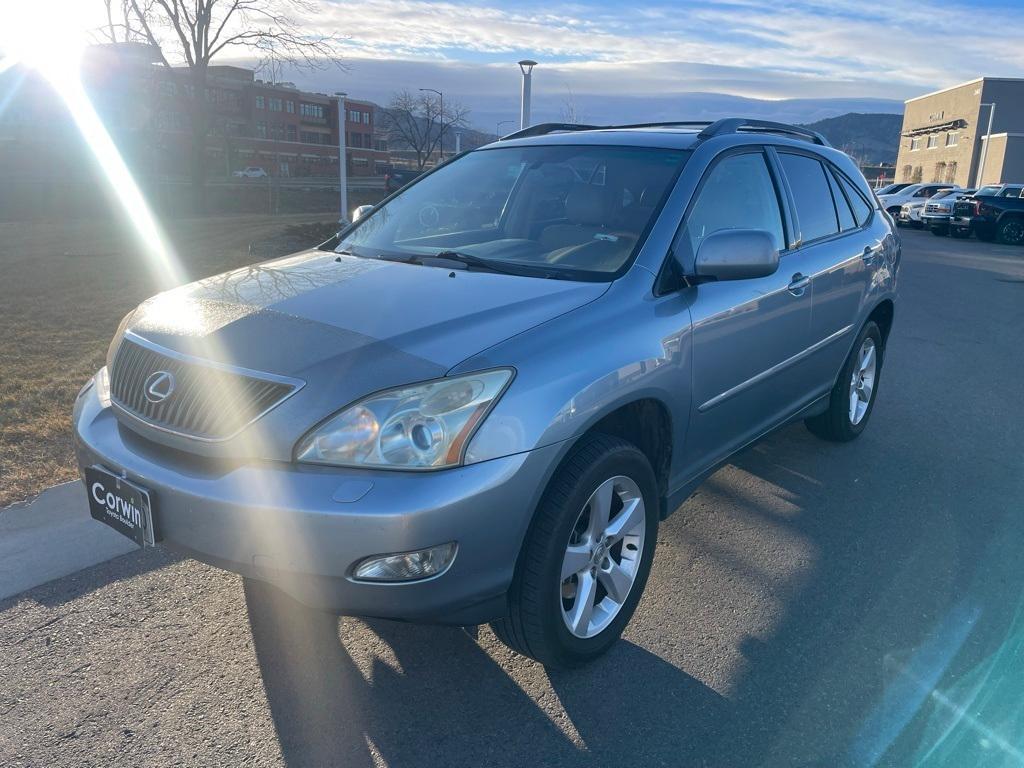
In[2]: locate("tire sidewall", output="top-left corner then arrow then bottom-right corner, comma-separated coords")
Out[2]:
841,321 -> 883,437
538,445 -> 659,661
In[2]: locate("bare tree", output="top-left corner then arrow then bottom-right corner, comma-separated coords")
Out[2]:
381,90 -> 469,170
559,85 -> 586,125
110,0 -> 345,209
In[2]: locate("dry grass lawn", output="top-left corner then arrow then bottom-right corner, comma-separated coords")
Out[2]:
0,213 -> 329,508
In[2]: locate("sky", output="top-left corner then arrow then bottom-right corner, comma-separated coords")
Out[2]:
244,0 -> 1024,126
11,0 -> 1024,128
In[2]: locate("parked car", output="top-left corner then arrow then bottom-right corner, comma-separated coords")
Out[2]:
384,168 -> 423,194
74,118 -> 899,668
875,182 -> 913,196
950,184 -> 1024,244
919,188 -> 975,236
232,166 -> 268,178
878,183 -> 958,217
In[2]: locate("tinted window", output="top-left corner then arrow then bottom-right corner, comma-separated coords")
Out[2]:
682,152 -> 784,258
342,145 -> 688,279
780,153 -> 839,243
826,170 -> 856,231
839,175 -> 872,226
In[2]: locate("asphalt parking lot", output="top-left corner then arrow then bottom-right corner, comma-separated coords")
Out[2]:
2,229 -> 1023,768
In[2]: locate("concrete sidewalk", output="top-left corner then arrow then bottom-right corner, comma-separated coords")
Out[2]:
0,481 -> 137,601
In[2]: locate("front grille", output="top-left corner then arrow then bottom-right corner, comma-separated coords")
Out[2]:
953,200 -> 975,217
925,203 -> 948,214
110,338 -> 296,440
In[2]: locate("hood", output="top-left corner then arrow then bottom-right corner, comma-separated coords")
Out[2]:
121,250 -> 608,450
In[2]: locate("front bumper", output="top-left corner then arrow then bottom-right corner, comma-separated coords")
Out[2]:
73,379 -> 560,624
921,213 -> 951,226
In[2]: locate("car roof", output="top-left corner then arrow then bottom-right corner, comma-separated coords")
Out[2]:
492,127 -> 704,151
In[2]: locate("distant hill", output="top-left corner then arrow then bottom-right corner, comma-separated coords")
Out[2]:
799,113 -> 903,164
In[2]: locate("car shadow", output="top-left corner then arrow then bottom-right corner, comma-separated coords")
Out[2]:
245,578 -> 726,768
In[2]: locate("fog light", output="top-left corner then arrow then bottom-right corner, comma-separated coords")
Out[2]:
352,542 -> 457,582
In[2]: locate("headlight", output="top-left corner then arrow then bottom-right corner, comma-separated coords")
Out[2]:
295,369 -> 513,469
95,366 -> 111,407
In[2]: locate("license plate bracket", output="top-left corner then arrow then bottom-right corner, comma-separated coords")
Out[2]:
84,466 -> 156,548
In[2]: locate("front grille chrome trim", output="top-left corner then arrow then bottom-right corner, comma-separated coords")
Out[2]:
109,331 -> 305,443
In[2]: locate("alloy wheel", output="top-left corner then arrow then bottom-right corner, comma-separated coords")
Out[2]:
849,337 -> 877,425
1001,221 -> 1024,245
559,476 -> 646,639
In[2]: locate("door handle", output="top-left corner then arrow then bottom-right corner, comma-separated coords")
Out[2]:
787,273 -> 810,296
862,243 -> 883,263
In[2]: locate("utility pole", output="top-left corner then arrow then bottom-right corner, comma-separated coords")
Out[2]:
975,102 -> 996,187
518,60 -> 537,130
335,92 -> 348,224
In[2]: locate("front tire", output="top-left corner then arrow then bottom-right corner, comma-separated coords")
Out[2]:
805,321 -> 883,442
491,434 -> 658,668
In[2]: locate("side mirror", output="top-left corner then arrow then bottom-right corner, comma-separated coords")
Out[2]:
352,204 -> 374,222
693,229 -> 779,281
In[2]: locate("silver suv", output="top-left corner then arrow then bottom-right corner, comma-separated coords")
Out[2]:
74,119 -> 899,668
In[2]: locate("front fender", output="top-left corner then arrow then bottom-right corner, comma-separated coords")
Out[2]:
454,268 -> 693,470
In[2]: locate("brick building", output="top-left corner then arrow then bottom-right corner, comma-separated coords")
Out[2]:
0,43 -> 390,179
896,77 -> 1024,188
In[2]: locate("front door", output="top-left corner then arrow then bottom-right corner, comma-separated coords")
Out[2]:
676,149 -> 816,481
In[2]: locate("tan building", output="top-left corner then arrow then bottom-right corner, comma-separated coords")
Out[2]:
896,77 -> 1024,188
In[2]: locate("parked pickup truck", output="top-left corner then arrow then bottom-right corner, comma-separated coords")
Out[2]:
950,184 -> 1024,243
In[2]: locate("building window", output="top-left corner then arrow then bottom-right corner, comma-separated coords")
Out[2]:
946,131 -> 958,147
363,111 -> 370,124
300,103 -> 325,119
375,161 -> 389,175
912,166 -> 923,183
375,139 -> 388,152
946,161 -> 958,183
933,162 -> 946,182
910,137 -> 921,151
901,164 -> 913,181
926,134 -> 938,149
286,125 -> 297,141
286,100 -> 294,113
269,97 -> 283,112
270,124 -> 284,140
353,157 -> 369,166
255,95 -> 265,109
255,121 -> 267,138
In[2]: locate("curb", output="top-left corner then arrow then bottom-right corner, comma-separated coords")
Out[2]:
0,480 -> 137,602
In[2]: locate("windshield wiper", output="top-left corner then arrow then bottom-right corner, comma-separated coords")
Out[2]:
430,250 -> 521,275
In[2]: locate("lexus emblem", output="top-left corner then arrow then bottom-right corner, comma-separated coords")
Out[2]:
144,371 -> 176,404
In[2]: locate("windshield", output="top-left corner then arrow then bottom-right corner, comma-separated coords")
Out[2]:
339,144 -> 690,280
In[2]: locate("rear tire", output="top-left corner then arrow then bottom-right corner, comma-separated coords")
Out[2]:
805,321 -> 883,442
997,218 -> 1024,245
490,434 -> 658,668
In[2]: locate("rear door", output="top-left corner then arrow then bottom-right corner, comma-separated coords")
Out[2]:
679,148 -> 818,478
774,150 -> 875,394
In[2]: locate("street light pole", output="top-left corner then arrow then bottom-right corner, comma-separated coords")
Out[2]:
335,91 -> 349,224
419,87 -> 444,162
975,102 -> 997,188
518,60 -> 537,130
496,119 -> 514,139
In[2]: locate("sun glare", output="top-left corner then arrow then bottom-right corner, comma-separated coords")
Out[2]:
0,0 -> 185,289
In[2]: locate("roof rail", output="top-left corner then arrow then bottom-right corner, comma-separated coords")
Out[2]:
499,122 -> 602,141
697,118 -> 831,147
601,121 -> 714,131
